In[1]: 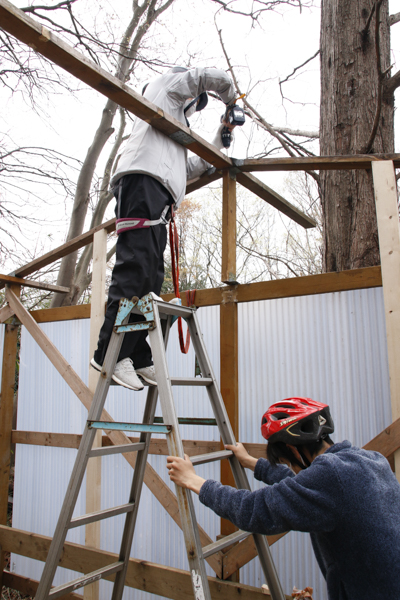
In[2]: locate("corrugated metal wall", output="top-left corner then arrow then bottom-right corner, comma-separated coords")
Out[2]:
6,287 -> 391,599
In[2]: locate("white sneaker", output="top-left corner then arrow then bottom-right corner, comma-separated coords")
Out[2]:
113,358 -> 144,391
90,357 -> 144,391
136,365 -> 157,386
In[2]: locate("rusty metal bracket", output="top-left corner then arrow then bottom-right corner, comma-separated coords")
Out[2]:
113,293 -> 156,333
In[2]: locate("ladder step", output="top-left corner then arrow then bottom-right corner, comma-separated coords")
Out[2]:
89,442 -> 145,457
48,561 -> 124,598
88,421 -> 172,434
170,376 -> 212,386
191,450 -> 233,465
69,503 -> 135,528
157,303 -> 194,319
202,530 -> 251,558
154,417 -> 217,426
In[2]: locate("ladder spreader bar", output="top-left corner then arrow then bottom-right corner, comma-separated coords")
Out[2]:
48,562 -> 124,598
154,417 -> 217,426
170,377 -> 213,386
191,450 -> 233,465
202,530 -> 251,558
88,421 -> 172,433
89,442 -> 146,457
69,503 -> 135,529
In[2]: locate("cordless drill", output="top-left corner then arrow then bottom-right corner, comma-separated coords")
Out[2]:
221,104 -> 246,148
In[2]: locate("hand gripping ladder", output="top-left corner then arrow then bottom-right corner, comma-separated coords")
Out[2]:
34,293 -> 285,600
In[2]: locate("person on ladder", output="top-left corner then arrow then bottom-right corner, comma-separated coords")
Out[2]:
167,397 -> 400,598
91,66 -> 237,390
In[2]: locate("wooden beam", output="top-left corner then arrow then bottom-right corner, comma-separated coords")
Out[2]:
222,533 -> 287,580
85,229 -> 107,600
220,173 -> 239,540
363,416 -> 400,460
220,290 -> 239,536
0,526 -> 291,600
4,289 -> 221,574
0,274 -> 69,293
221,171 -> 237,284
2,572 -> 83,600
28,266 -> 383,323
0,285 -> 20,588
240,154 -> 400,172
0,305 -> 14,324
0,0 -> 314,230
372,160 -> 400,482
11,430 -> 222,455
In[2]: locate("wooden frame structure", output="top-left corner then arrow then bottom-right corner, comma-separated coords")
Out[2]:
1,1 -> 400,598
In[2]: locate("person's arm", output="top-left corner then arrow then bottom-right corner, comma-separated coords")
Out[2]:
168,67 -> 236,106
167,454 -> 340,536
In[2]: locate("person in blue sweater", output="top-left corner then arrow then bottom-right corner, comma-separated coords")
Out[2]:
167,397 -> 400,599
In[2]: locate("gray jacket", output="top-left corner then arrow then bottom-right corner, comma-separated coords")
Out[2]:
111,67 -> 236,208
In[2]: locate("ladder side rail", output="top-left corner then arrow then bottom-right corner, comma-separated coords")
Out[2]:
35,327 -> 126,600
148,308 -> 213,600
188,311 -> 286,600
111,316 -> 172,600
111,386 -> 160,600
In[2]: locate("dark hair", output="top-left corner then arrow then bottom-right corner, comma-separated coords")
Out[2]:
267,435 -> 334,469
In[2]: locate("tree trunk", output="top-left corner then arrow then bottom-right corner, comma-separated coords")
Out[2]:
320,0 -> 394,272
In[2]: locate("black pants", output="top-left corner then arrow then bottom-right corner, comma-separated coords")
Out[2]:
93,174 -> 172,368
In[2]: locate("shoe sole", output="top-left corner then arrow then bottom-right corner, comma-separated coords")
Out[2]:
90,359 -> 143,391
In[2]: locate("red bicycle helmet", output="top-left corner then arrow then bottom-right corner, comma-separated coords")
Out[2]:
261,397 -> 334,445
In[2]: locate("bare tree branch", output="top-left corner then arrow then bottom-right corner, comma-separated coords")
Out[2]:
211,0 -> 310,22
389,12 -> 400,26
279,49 -> 320,87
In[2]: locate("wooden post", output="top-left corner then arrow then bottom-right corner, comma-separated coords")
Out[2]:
84,230 -> 107,600
221,170 -> 237,284
220,170 -> 239,577
0,284 -> 20,587
372,160 -> 400,482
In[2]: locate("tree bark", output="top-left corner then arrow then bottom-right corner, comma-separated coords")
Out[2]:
320,0 -> 394,272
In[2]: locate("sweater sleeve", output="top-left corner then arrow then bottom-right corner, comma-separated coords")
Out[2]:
254,458 -> 295,485
168,67 -> 236,106
199,458 -> 341,535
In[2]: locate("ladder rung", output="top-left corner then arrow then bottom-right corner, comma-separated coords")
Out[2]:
154,417 -> 217,426
69,502 -> 134,528
88,421 -> 172,434
202,530 -> 251,558
89,442 -> 145,457
191,450 -> 233,465
170,376 -> 213,386
48,561 -> 124,598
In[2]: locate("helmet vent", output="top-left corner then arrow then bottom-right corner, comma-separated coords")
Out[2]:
271,412 -> 290,421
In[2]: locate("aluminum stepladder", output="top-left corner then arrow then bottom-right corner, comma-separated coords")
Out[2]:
34,293 -> 285,600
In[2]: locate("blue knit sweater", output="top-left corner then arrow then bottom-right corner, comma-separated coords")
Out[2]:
199,441 -> 400,599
